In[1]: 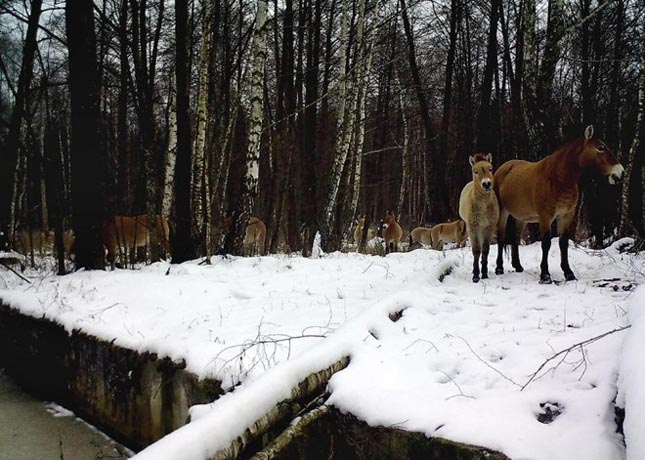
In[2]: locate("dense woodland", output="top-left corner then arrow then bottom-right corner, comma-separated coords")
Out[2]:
0,0 -> 644,270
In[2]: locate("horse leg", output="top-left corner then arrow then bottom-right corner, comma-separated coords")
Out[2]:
539,220 -> 552,284
511,220 -> 526,272
495,209 -> 509,275
472,237 -> 481,283
481,239 -> 490,279
558,214 -> 576,281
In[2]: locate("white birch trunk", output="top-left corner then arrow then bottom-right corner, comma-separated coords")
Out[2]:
320,0 -> 364,247
244,0 -> 268,206
619,28 -> 645,236
349,6 -> 379,223
192,0 -> 211,249
397,87 -> 410,216
162,82 -> 177,218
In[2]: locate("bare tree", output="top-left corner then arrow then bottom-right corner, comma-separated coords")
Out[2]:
66,0 -> 106,269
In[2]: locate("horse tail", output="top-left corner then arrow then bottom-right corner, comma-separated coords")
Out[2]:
501,214 -> 516,255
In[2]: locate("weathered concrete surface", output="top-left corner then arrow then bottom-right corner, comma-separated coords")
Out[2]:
0,373 -> 130,460
0,302 -> 223,451
252,407 -> 511,460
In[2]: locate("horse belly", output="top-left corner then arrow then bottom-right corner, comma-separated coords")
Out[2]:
498,168 -> 539,222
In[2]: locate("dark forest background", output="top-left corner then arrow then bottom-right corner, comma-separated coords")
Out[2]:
0,0 -> 644,269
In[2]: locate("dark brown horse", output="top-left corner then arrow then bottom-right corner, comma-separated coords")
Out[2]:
494,125 -> 624,283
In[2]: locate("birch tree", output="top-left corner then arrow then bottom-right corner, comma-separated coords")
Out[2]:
192,0 -> 212,257
619,21 -> 645,239
162,82 -> 177,218
224,0 -> 268,255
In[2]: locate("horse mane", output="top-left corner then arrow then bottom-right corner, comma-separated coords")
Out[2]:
541,136 -> 586,184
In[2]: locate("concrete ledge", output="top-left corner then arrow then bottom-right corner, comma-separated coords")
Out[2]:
0,302 -> 223,451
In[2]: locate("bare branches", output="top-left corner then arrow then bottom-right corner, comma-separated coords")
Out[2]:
521,325 -> 631,391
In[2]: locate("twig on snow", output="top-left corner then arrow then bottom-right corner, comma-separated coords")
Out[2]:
450,334 -> 522,388
521,325 -> 631,391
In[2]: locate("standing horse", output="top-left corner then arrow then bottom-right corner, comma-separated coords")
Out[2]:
459,153 -> 500,282
382,211 -> 403,254
244,217 -> 266,256
409,226 -> 433,248
494,125 -> 624,283
354,216 -> 377,246
430,220 -> 468,250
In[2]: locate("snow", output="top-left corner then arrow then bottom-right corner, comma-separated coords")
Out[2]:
1,238 -> 644,460
617,284 -> 645,460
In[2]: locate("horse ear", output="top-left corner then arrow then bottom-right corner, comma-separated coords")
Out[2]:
469,155 -> 476,166
485,153 -> 493,164
585,125 -> 594,140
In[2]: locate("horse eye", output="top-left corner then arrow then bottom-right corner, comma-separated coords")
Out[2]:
473,170 -> 478,175
597,146 -> 605,154
489,168 -> 492,172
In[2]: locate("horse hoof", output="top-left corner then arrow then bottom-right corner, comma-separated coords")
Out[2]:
472,276 -> 480,283
495,268 -> 504,275
482,273 -> 489,279
539,275 -> 552,284
513,265 -> 524,273
565,272 -> 577,282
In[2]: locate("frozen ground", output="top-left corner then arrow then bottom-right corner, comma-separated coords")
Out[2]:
1,239 -> 643,460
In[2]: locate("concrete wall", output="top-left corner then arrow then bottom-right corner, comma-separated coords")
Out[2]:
0,303 -> 223,451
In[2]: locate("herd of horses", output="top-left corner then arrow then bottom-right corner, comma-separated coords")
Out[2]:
356,126 -> 625,284
13,126 -> 624,283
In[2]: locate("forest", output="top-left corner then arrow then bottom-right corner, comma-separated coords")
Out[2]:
0,0 -> 644,270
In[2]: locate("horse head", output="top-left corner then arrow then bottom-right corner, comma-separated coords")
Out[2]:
469,153 -> 495,194
579,125 -> 625,184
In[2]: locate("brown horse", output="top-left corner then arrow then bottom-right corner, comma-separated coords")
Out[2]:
459,153 -> 500,282
102,215 -> 171,268
494,125 -> 625,283
409,226 -> 433,248
382,211 -> 403,254
430,220 -> 468,250
244,217 -> 266,256
353,216 -> 377,246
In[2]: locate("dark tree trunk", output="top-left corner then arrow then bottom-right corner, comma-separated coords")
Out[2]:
66,0 -> 107,269
534,0 -> 565,153
302,0 -> 322,251
399,0 -> 448,222
439,0 -> 460,165
475,0 -> 500,152
118,0 -> 130,213
606,0 -> 624,148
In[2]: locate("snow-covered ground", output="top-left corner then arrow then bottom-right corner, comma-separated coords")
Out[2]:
1,239 -> 644,460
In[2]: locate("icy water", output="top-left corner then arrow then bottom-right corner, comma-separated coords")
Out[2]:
0,373 -> 131,460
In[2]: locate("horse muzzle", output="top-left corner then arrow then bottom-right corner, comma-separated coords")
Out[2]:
608,164 -> 625,185
481,180 -> 493,192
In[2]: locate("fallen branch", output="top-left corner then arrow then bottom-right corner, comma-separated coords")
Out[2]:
249,404 -> 331,460
0,260 -> 31,283
211,356 -> 350,460
521,325 -> 631,391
